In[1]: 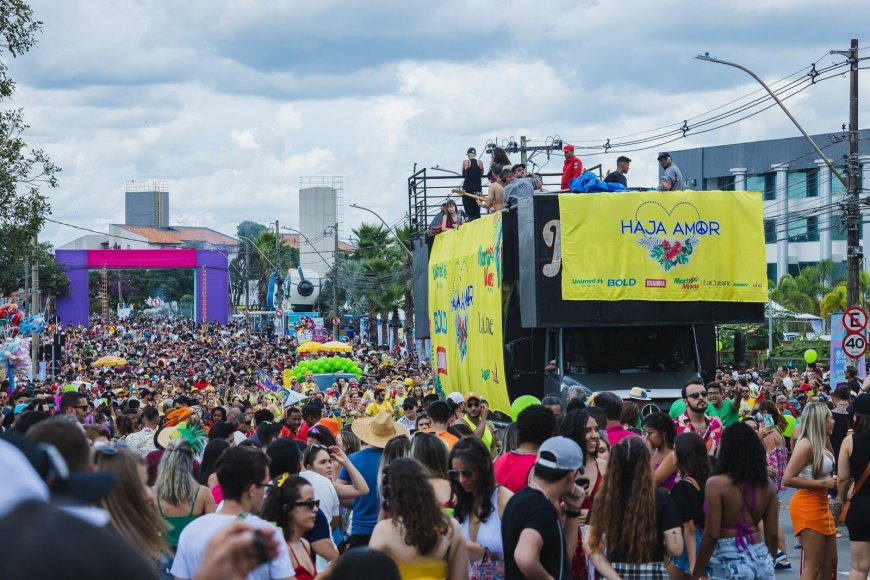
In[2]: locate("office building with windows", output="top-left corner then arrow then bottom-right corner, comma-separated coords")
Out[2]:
669,129 -> 870,282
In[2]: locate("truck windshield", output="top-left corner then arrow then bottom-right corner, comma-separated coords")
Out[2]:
562,326 -> 698,375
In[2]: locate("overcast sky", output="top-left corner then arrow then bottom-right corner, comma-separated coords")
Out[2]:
13,0 -> 870,249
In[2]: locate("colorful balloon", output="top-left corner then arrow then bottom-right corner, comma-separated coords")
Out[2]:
510,395 -> 541,422
804,349 -> 818,364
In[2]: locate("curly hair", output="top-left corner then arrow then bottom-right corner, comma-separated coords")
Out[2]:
588,437 -> 656,564
714,422 -> 769,488
382,458 -> 449,556
516,405 -> 556,446
449,437 -> 495,524
642,411 -> 676,449
260,473 -> 311,541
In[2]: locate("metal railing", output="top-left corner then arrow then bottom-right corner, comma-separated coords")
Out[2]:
407,169 -> 565,241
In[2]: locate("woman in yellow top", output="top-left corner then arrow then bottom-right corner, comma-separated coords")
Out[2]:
370,458 -> 469,579
366,386 -> 394,417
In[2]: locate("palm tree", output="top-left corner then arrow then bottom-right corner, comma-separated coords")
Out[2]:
820,285 -> 847,319
352,223 -> 394,342
769,274 -> 817,315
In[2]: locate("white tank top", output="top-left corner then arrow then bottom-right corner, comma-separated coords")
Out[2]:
799,448 -> 834,479
460,488 -> 504,560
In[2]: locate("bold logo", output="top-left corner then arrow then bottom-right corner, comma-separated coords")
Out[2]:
433,309 -> 448,335
607,278 -> 636,287
645,279 -> 666,288
619,201 -> 720,272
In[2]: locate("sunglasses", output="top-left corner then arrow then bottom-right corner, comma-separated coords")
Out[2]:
292,499 -> 320,511
448,469 -> 474,479
465,402 -> 480,408
686,391 -> 708,399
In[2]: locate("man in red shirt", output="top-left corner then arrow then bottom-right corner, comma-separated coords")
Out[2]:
494,405 -> 557,492
561,144 -> 583,190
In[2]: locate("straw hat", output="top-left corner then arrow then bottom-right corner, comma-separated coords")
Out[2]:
351,412 -> 408,448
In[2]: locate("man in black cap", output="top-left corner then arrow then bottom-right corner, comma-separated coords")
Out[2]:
657,152 -> 686,191
461,147 -> 484,221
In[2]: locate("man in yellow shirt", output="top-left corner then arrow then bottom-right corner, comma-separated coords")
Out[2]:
365,385 -> 394,417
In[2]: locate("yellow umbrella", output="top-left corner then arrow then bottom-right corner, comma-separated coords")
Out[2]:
92,355 -> 129,367
321,341 -> 352,352
297,341 -> 323,354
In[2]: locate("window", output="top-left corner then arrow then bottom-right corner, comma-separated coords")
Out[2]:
764,219 -> 776,244
749,174 -> 777,200
788,217 -> 808,242
747,175 -> 768,198
806,216 -> 819,242
788,171 -> 807,199
806,169 -> 818,197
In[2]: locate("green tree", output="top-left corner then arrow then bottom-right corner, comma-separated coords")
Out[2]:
0,1 -> 59,274
820,285 -> 847,319
0,241 -> 68,299
231,221 -> 267,308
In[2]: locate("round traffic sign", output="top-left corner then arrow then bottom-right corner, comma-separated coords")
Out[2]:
843,307 -> 868,333
331,316 -> 341,327
276,308 -> 283,317
843,331 -> 868,359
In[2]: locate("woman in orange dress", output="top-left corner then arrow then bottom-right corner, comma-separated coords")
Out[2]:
782,402 -> 838,579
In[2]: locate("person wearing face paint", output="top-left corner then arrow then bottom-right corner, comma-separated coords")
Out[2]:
449,437 -> 513,579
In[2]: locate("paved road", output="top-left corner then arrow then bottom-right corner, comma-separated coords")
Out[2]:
776,489 -> 852,578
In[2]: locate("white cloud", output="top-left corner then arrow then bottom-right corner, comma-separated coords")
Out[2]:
230,128 -> 261,150
13,0 -> 870,250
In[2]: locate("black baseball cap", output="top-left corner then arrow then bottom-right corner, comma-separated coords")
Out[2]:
657,152 -> 671,160
402,397 -> 418,409
467,147 -> 476,155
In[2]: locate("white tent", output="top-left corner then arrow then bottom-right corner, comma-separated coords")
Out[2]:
766,300 -> 825,339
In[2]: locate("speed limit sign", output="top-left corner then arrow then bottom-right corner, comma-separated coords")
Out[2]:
843,331 -> 868,358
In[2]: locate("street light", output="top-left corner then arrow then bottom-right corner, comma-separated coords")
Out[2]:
695,54 -> 847,188
236,235 -> 276,269
280,226 -> 335,271
430,165 -> 462,177
349,204 -> 413,258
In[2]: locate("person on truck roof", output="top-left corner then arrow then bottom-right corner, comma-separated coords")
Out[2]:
561,144 -> 583,190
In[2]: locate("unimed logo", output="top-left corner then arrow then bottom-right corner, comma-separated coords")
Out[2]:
645,279 -> 666,288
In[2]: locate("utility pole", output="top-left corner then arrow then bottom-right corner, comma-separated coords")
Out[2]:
23,250 -> 30,315
841,39 -> 862,308
245,241 -> 250,309
485,136 -> 562,173
333,222 -> 340,339
274,220 -> 283,336
31,235 -> 39,380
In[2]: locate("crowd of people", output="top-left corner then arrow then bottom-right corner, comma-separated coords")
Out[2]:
1,317 -> 870,580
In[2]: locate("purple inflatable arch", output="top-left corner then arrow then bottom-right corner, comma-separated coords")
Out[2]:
55,249 -> 229,326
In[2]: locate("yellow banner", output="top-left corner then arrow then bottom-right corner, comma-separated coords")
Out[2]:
428,212 -> 510,413
559,190 -> 768,302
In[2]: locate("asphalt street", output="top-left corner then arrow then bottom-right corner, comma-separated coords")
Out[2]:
776,489 -> 853,578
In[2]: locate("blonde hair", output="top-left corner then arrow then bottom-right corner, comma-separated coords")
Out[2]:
96,448 -> 167,559
797,402 -> 830,478
155,439 -> 198,506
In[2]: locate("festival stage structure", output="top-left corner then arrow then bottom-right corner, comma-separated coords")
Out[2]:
55,249 -> 229,326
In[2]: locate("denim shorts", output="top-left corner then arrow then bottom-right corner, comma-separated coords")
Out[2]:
709,538 -> 774,579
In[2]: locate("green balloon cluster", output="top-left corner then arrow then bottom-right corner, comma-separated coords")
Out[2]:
289,356 -> 362,380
